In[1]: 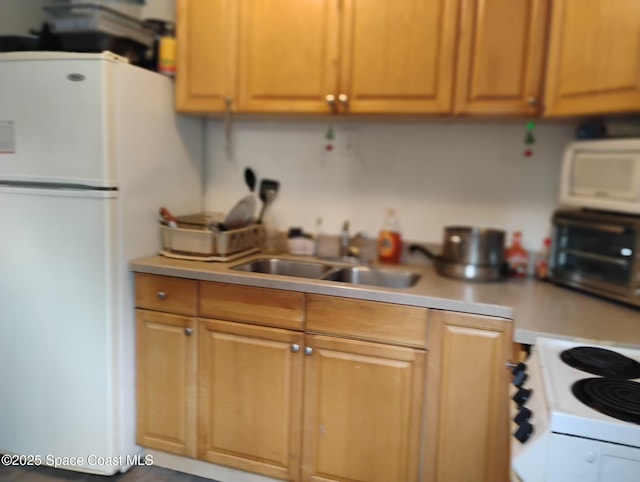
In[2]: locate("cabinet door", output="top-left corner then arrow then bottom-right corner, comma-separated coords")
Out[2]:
424,311 -> 513,482
339,0 -> 458,114
301,335 -> 426,482
176,0 -> 237,113
455,0 -> 549,115
236,0 -> 339,113
136,310 -> 197,457
199,319 -> 304,480
544,0 -> 640,116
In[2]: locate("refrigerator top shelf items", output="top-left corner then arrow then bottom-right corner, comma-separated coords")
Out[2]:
44,4 -> 154,48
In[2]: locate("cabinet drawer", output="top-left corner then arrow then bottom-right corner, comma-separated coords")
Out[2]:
199,282 -> 305,330
135,274 -> 197,316
306,294 -> 428,348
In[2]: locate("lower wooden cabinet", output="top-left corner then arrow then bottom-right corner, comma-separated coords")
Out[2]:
301,335 -> 426,482
424,310 -> 513,482
135,275 -> 514,482
198,318 -> 304,480
135,309 -> 197,457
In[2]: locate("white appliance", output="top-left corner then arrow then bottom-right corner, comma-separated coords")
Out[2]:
559,139 -> 640,214
0,52 -> 203,475
511,337 -> 640,481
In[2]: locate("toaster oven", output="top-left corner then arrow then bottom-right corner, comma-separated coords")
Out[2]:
550,209 -> 640,307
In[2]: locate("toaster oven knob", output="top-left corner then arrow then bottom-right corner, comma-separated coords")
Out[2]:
514,421 -> 534,444
512,387 -> 532,407
514,407 -> 532,425
514,370 -> 528,388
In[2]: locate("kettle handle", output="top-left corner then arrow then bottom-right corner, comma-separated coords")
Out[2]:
408,244 -> 436,260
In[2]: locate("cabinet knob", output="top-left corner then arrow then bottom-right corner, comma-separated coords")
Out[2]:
157,291 -> 167,300
338,93 -> 349,107
325,94 -> 336,106
304,346 -> 313,356
291,343 -> 300,353
528,96 -> 538,106
184,327 -> 193,336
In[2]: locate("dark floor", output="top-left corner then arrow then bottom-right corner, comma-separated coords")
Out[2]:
0,464 -> 219,481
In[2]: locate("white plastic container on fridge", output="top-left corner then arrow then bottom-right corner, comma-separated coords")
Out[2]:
44,3 -> 153,47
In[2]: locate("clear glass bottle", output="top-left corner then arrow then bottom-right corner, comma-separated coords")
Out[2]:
535,237 -> 552,280
262,191 -> 279,253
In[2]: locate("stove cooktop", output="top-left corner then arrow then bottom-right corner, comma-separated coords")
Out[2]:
572,378 -> 640,425
561,346 -> 640,379
537,337 -> 640,447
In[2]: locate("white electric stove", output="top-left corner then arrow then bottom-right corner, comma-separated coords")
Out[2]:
511,337 -> 640,482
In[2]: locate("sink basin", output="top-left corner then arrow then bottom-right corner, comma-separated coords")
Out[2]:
322,266 -> 421,289
231,257 -> 421,289
231,258 -> 334,279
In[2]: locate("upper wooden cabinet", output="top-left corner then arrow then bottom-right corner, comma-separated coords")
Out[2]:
544,0 -> 640,116
339,0 -> 459,114
177,0 -> 459,114
176,0 -> 236,113
177,0 -> 640,118
455,0 -> 549,116
235,0 -> 339,114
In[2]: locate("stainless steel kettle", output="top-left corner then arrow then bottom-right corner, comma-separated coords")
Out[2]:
409,226 -> 507,281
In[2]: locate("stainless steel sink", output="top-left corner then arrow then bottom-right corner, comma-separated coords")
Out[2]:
230,257 -> 421,289
322,266 -> 421,288
231,258 -> 334,279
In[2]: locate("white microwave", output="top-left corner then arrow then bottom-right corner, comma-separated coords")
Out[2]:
560,139 -> 640,214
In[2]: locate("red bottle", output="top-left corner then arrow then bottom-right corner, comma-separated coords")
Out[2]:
506,231 -> 529,277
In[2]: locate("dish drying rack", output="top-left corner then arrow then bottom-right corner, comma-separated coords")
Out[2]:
159,213 -> 265,262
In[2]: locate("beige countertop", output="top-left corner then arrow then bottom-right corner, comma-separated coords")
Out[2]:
130,253 -> 640,348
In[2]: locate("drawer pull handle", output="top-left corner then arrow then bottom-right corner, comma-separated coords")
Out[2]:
304,347 -> 313,356
291,344 -> 300,353
184,328 -> 193,336
157,291 -> 167,300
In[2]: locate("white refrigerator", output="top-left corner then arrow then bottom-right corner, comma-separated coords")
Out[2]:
0,52 -> 203,475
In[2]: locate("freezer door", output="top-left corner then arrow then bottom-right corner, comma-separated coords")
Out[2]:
0,57 -> 116,187
0,186 -> 122,474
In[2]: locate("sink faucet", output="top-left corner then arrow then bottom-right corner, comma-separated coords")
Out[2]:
340,221 -> 351,258
338,221 -> 369,263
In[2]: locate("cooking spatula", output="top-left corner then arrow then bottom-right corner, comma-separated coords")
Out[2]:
257,179 -> 280,223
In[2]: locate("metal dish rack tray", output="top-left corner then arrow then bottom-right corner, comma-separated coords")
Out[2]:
159,223 -> 265,262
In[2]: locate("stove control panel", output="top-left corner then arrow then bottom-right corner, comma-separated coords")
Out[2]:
510,361 -> 535,444
511,345 -> 552,481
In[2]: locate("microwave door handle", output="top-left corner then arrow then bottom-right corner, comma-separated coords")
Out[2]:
554,218 -> 628,234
